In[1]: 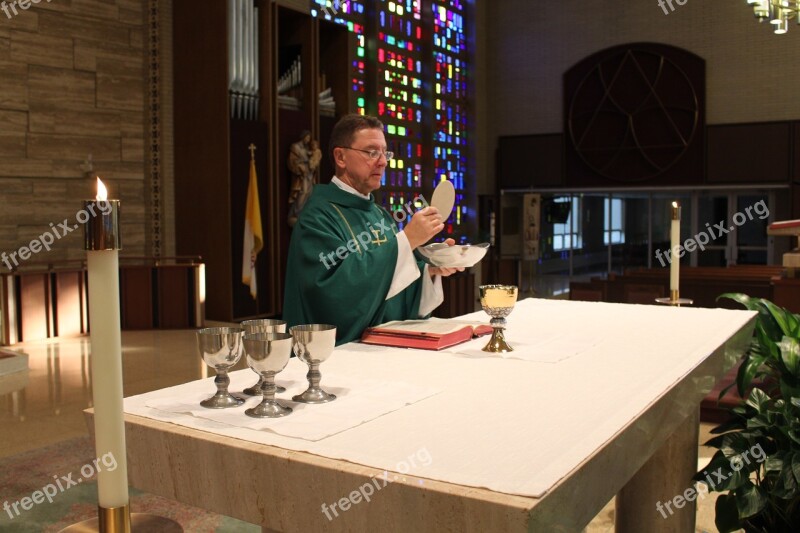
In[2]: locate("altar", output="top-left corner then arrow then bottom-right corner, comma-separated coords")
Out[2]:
109,299 -> 756,532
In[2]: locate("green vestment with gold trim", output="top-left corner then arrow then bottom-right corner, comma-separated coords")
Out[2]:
283,183 -> 425,345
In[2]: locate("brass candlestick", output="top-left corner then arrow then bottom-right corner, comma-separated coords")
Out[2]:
59,505 -> 183,533
655,290 -> 694,307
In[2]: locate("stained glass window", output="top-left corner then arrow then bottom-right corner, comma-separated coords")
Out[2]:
312,0 -> 471,236
432,1 -> 467,239
312,1 -> 367,114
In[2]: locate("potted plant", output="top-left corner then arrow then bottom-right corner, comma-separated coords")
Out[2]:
694,294 -> 800,532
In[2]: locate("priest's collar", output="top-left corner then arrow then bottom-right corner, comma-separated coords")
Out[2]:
332,176 -> 372,200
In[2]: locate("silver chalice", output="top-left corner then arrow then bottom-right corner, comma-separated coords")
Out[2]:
479,285 -> 518,353
242,332 -> 294,418
241,319 -> 287,395
197,327 -> 245,408
290,324 -> 337,404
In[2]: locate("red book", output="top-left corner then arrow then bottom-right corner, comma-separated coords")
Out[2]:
360,319 -> 493,350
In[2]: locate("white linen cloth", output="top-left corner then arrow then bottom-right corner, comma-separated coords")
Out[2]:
144,367 -> 439,441
124,298 -> 755,498
431,308 -> 600,362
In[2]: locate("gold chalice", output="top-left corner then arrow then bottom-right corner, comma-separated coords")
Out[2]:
479,285 -> 518,353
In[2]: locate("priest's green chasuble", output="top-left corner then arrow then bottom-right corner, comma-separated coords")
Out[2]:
283,184 -> 425,345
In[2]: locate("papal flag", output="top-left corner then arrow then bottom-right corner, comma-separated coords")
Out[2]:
242,153 -> 263,299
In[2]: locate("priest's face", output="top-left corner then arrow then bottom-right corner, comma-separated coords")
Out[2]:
335,128 -> 388,195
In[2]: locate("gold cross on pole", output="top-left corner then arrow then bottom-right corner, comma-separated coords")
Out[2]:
248,144 -> 257,161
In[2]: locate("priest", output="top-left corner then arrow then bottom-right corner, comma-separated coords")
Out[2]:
283,114 -> 463,344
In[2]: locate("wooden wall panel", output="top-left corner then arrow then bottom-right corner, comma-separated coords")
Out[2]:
173,0 -> 232,321
19,274 -> 50,342
157,267 -> 189,329
54,271 -> 84,337
120,267 -> 153,329
707,122 -> 792,184
434,273 -> 476,319
773,278 -> 800,314
794,122 -> 800,184
497,134 -> 563,190
2,264 -> 202,344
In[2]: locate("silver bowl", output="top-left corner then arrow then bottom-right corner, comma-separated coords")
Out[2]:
417,242 -> 490,268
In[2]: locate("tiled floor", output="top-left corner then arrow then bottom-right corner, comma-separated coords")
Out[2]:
0,330 -> 728,531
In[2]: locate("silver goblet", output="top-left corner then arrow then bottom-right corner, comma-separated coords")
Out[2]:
290,324 -> 337,404
241,319 -> 287,395
197,327 -> 245,408
242,332 -> 293,418
479,285 -> 518,353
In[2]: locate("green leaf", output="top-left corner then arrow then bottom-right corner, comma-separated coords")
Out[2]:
718,293 -> 753,309
734,481 -> 768,519
765,455 -> 784,473
721,433 -> 753,458
737,352 -> 768,397
718,381 -> 737,401
763,300 -> 799,337
746,414 -> 772,430
700,451 -> 748,491
781,461 -> 798,492
714,493 -> 743,533
779,337 -> 800,378
755,326 -> 780,360
745,388 -> 772,414
792,452 -> 800,485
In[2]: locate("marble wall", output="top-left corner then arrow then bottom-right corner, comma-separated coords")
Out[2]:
0,0 -> 147,267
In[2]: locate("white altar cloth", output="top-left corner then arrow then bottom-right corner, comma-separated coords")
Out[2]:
124,298 -> 755,498
144,369 -> 440,441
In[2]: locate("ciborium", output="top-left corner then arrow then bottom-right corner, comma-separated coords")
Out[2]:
242,332 -> 293,418
290,324 -> 337,404
197,327 -> 245,408
479,285 -> 518,353
241,319 -> 287,395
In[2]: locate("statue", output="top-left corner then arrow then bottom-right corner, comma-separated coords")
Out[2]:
287,131 -> 321,227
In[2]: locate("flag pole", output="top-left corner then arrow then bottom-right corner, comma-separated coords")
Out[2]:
248,144 -> 260,316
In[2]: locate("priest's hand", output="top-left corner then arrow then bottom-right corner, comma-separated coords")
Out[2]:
429,239 -> 465,278
429,266 -> 464,277
403,207 -> 445,249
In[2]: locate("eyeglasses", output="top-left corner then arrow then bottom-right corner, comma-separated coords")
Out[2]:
339,146 -> 394,161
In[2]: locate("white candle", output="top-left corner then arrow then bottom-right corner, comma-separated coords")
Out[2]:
85,178 -> 129,509
670,202 -> 681,295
